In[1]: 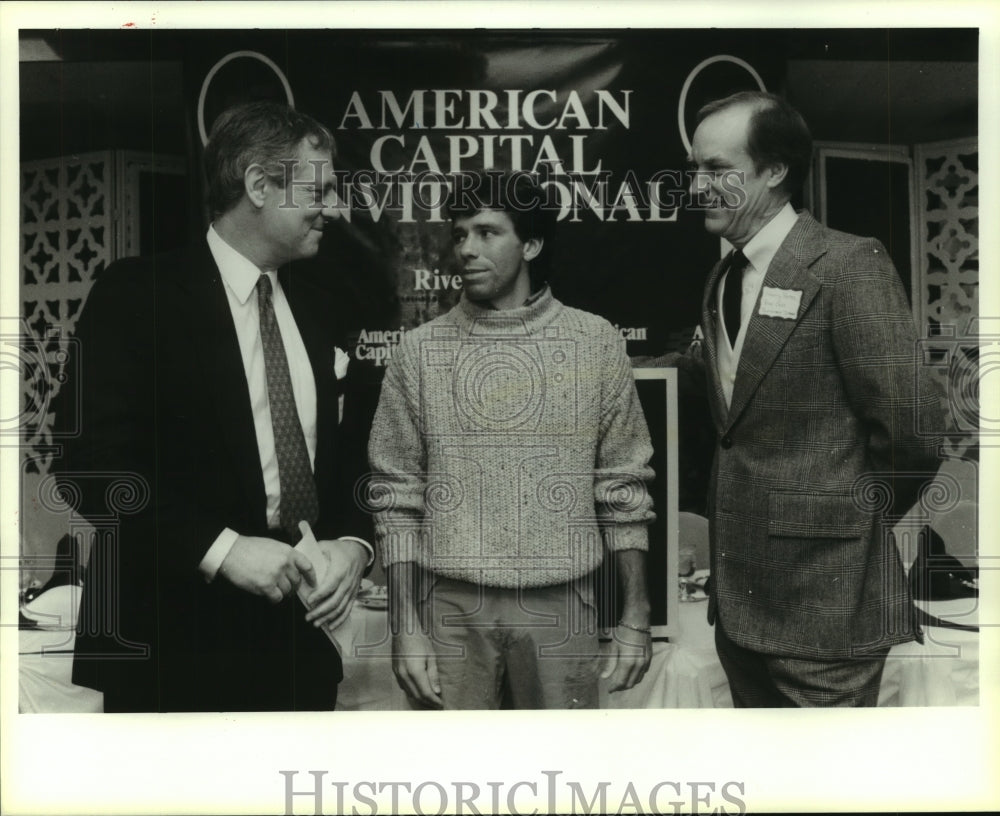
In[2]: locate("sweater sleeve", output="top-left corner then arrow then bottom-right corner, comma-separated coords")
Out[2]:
594,326 -> 656,551
367,334 -> 429,567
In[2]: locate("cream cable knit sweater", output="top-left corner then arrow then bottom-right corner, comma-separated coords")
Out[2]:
368,286 -> 655,588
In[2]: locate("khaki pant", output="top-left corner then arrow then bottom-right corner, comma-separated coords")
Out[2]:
417,575 -> 600,709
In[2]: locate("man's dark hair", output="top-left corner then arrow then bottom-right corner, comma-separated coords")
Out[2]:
446,170 -> 557,286
204,101 -> 336,218
697,91 -> 813,198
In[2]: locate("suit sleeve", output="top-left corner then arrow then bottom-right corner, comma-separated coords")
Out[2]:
54,261 -> 157,525
830,238 -> 945,514
56,260 -> 250,574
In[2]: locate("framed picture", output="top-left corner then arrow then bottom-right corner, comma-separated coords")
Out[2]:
809,141 -> 918,308
596,367 -> 679,639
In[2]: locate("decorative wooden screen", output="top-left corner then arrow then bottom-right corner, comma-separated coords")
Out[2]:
914,139 -> 979,453
19,152 -> 185,578
21,152 -> 115,476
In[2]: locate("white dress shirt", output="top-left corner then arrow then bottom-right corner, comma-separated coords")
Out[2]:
715,203 -> 800,409
199,226 -> 372,578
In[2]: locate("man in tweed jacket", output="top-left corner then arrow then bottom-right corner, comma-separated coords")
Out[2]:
368,172 -> 656,709
687,91 -> 943,706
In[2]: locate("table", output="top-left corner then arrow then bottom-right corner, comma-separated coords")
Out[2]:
879,598 -> 980,706
17,591 -> 979,712
333,601 -> 732,710
18,627 -> 103,714
335,597 -> 980,710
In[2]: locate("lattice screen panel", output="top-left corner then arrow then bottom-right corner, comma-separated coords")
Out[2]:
915,139 -> 979,453
21,152 -> 114,474
917,139 -> 978,334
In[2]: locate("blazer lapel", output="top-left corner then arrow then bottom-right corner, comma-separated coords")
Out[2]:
181,241 -> 268,522
700,255 -> 729,430
725,214 -> 826,427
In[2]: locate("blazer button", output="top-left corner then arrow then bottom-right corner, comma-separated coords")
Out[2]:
720,435 -> 733,449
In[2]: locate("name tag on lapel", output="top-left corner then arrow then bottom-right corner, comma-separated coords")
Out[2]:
759,286 -> 802,320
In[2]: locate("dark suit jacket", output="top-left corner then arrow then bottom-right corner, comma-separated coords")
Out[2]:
55,239 -> 370,711
700,212 -> 944,659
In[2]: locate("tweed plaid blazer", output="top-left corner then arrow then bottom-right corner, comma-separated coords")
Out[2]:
701,212 -> 943,659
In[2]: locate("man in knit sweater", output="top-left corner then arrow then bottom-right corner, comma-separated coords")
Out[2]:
368,172 -> 656,709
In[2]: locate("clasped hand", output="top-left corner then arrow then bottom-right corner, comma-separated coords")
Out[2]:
219,533 -> 367,630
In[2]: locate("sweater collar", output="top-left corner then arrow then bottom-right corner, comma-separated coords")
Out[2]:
456,284 -> 559,330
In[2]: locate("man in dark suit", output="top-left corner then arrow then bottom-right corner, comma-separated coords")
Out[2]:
54,101 -> 372,712
686,91 -> 943,706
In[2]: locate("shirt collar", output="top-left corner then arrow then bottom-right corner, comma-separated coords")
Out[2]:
207,225 -> 273,305
741,203 -> 799,274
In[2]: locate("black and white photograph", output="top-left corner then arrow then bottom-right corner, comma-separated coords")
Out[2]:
2,2 -> 997,814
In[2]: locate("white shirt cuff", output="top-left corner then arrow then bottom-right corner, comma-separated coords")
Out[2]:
199,527 -> 239,582
338,536 -> 375,567
198,530 -> 373,581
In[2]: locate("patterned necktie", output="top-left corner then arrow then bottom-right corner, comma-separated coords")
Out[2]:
723,249 -> 749,346
256,274 -> 319,538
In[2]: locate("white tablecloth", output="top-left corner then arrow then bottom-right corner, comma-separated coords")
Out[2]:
334,602 -> 732,710
19,627 -> 103,713
879,598 -> 980,706
18,592 -> 978,712
335,597 -> 980,710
